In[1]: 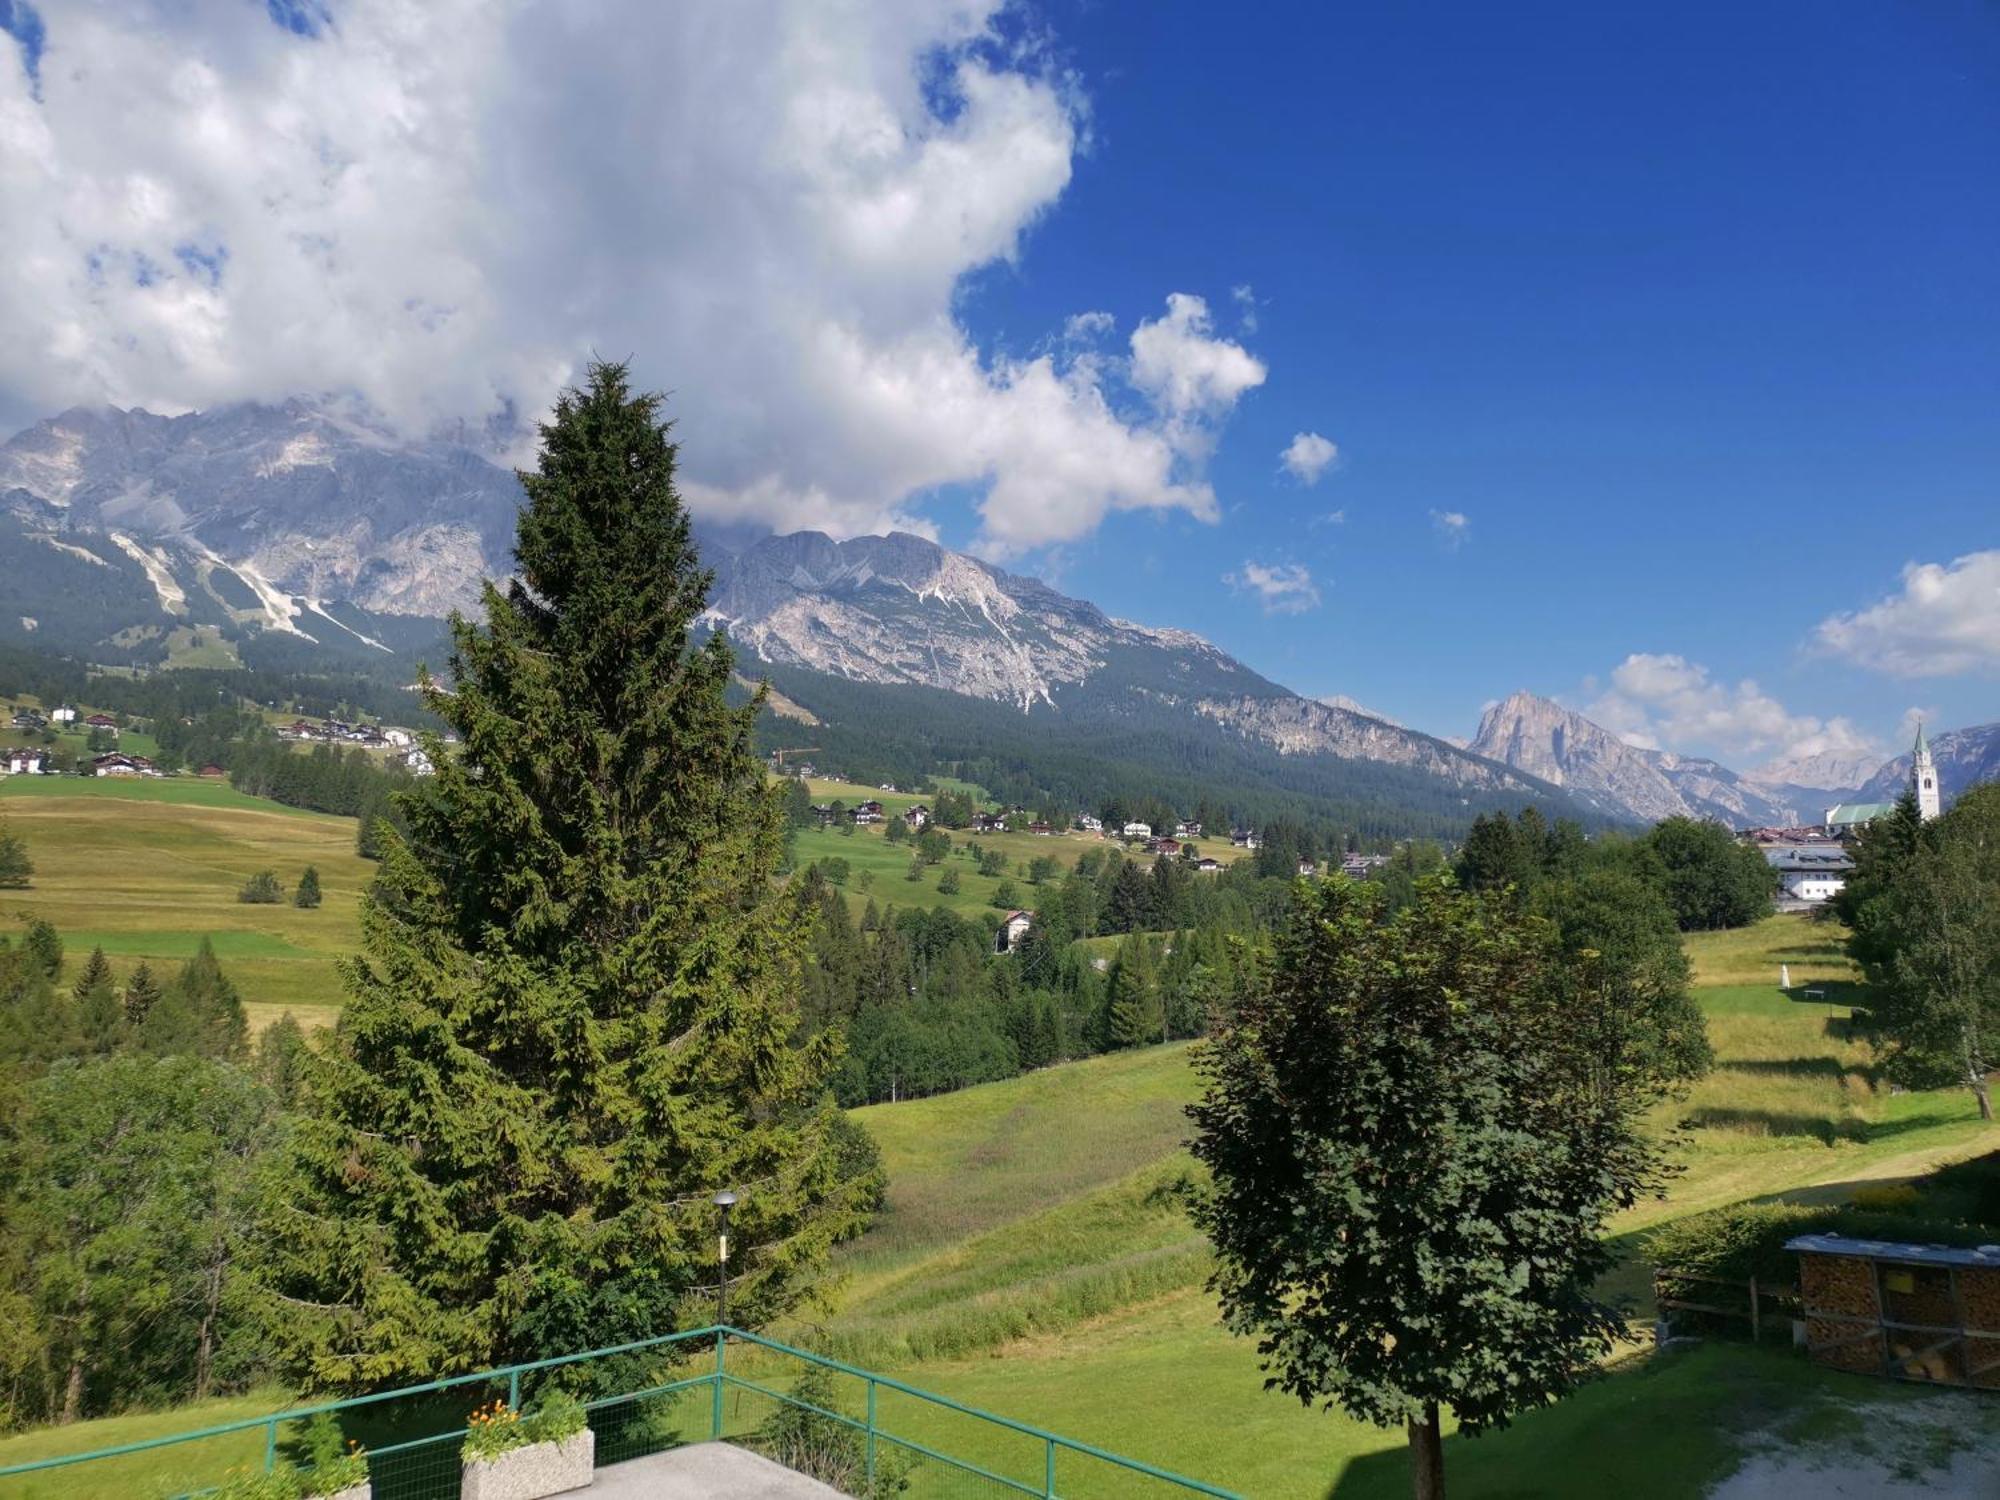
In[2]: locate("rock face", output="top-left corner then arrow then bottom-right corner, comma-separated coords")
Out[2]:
0,400 -> 519,618
1467,691 -> 1832,828
1852,723 -> 2000,809
708,531 -> 1568,800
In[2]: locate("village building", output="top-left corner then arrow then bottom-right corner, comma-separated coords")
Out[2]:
50,705 -> 77,724
403,748 -> 435,777
903,804 -> 930,830
10,709 -> 46,732
92,752 -> 159,777
196,763 -> 228,779
1230,827 -> 1262,850
1823,724 -> 1943,838
1765,845 -> 1854,906
994,909 -> 1034,954
1196,857 -> 1222,873
973,812 -> 1007,834
1027,820 -> 1053,836
1150,836 -> 1182,856
1074,814 -> 1103,834
1121,821 -> 1152,840
2,748 -> 47,775
851,800 -> 885,824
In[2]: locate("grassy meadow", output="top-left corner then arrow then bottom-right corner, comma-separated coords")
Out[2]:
0,777 -> 367,1028
810,911 -> 1995,1497
795,775 -> 1245,922
0,805 -> 1992,1500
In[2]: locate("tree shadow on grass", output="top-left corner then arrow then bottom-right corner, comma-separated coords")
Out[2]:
1681,1106 -> 1869,1145
1718,1056 -> 1883,1089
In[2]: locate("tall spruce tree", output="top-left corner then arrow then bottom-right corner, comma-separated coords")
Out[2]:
73,945 -> 122,1056
122,962 -> 162,1029
135,938 -> 248,1060
256,364 -> 870,1390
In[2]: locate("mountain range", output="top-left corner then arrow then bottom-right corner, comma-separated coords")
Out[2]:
2,399 -> 1992,831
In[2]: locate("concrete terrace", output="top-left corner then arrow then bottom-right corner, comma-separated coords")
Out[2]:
591,1444 -> 848,1497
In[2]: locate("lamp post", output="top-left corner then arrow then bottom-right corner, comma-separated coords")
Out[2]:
712,1190 -> 737,1329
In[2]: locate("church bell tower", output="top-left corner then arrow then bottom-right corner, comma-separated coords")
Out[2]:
1912,722 -> 1941,822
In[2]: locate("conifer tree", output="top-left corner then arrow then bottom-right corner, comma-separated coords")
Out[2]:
135,938 -> 248,1060
1103,933 -> 1161,1048
122,962 -> 162,1029
256,364 -> 870,1389
21,918 -> 62,980
73,945 -> 122,1055
293,866 -> 322,909
0,816 -> 32,888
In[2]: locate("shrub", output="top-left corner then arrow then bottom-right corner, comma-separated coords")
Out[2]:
293,866 -> 322,909
209,1470 -> 304,1500
937,868 -> 961,896
238,870 -> 285,904
462,1390 -> 588,1462
298,1413 -> 368,1496
1850,1183 -> 1922,1213
758,1366 -> 911,1497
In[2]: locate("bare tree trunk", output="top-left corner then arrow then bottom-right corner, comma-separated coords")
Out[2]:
1975,1075 -> 1992,1122
1407,1403 -> 1445,1500
193,1254 -> 225,1401
60,1356 -> 84,1426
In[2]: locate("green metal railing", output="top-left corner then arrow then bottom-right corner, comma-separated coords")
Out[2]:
0,1326 -> 1240,1500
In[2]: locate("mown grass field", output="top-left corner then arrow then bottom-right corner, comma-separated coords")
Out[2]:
0,778 -> 366,1027
816,912 -> 1994,1497
1,862 -> 1990,1498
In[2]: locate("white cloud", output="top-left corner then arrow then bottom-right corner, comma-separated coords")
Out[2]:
1813,551 -> 2000,677
1225,560 -> 1320,615
0,1 -> 1265,554
1230,282 -> 1257,333
1583,652 -> 1880,764
1280,430 -> 1338,485
1430,509 -> 1470,546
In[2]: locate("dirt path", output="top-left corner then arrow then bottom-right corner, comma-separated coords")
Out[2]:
1709,1390 -> 2000,1498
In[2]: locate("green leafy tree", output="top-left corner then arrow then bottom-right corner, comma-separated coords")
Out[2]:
884,814 -> 910,845
238,871 -> 285,905
1188,877 -> 1691,1498
1849,785 -> 2000,1120
72,945 -> 122,1056
254,364 -> 870,1389
992,878 -> 1021,910
0,816 -> 32,888
1637,817 -> 1774,930
1,1055 -> 275,1423
293,866 -> 323,909
915,827 -> 951,865
936,867 -> 961,896
134,938 -> 248,1061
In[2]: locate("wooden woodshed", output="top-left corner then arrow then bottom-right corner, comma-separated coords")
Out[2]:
1789,1233 -> 2000,1387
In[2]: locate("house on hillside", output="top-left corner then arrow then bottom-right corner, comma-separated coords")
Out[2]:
403,748 -> 435,777
92,753 -> 158,777
1150,836 -> 1182,857
1297,859 -> 1318,878
973,812 -> 1006,834
1196,857 -> 1222,873
1175,820 -> 1202,838
1028,821 -> 1052,836
11,710 -> 46,732
995,909 -> 1034,954
3,748 -> 47,775
383,727 -> 414,748
50,705 -> 77,725
1230,828 -> 1262,850
903,804 -> 930,830
851,800 -> 885,824
196,763 -> 228,779
1764,844 -> 1854,906
83,713 -> 119,733
1121,821 -> 1152,840
1074,814 -> 1103,834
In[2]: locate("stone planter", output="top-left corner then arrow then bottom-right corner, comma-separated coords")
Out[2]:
461,1430 -> 594,1500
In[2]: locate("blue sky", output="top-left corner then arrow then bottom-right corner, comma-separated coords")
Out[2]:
1,1 -> 1993,767
948,1 -> 1999,755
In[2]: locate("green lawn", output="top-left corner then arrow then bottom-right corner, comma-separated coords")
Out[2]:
0,781 -> 366,1025
0,1389 -> 289,1500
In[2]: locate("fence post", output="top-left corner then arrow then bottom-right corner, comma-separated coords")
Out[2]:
1045,1436 -> 1057,1497
712,1331 -> 726,1440
1750,1276 -> 1761,1342
264,1417 -> 277,1472
508,1368 -> 521,1410
865,1378 -> 878,1487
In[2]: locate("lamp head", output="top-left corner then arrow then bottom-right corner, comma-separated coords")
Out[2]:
712,1190 -> 737,1211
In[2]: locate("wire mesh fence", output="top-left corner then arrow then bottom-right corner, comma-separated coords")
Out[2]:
0,1326 -> 1238,1500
